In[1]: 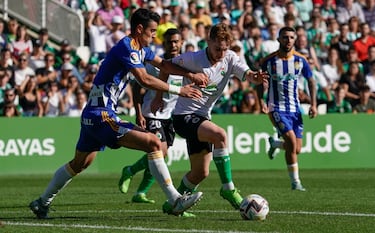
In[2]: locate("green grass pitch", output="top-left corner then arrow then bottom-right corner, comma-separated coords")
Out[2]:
1,169 -> 374,233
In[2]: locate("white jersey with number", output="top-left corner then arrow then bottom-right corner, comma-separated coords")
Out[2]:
141,60 -> 183,119
172,49 -> 249,119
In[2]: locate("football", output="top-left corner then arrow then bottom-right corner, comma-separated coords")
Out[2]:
239,194 -> 269,220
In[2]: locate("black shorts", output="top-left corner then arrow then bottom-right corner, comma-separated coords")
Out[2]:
145,117 -> 175,147
172,114 -> 212,155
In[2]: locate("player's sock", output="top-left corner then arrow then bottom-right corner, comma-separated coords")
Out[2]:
177,175 -> 199,194
40,164 -> 75,205
136,167 -> 155,194
148,151 -> 180,204
213,148 -> 235,190
130,154 -> 148,175
287,163 -> 301,184
272,139 -> 284,149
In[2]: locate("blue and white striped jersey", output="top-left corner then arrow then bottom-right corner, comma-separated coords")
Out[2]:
261,50 -> 312,113
86,36 -> 155,111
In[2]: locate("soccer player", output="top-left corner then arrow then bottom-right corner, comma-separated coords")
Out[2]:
29,8 -> 208,219
153,23 -> 267,210
258,26 -> 317,191
118,28 -> 185,207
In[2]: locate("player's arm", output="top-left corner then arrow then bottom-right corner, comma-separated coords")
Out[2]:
130,66 -> 202,99
307,77 -> 318,118
149,56 -> 208,87
132,81 -> 146,128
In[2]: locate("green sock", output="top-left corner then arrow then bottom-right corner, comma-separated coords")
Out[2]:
213,155 -> 232,184
177,176 -> 198,194
136,167 -> 155,194
130,154 -> 148,175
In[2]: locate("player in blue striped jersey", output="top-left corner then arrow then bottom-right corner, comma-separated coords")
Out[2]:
29,8 -> 208,219
258,26 -> 317,191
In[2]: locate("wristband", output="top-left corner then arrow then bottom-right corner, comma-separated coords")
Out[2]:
168,84 -> 181,94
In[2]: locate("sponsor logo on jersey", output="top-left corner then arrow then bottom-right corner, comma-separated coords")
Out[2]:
130,52 -> 141,64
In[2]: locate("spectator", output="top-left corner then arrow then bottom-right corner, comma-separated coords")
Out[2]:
66,88 -> 87,117
322,46 -> 343,90
293,0 -> 314,26
58,62 -> 74,89
324,18 -> 340,49
81,64 -> 97,96
147,1 -> 162,16
11,25 -> 33,63
0,19 -> 8,49
96,0 -> 124,30
239,89 -> 261,114
327,85 -> 352,113
253,0 -> 284,31
306,13 -> 327,62
336,0 -> 365,24
37,28 -> 55,54
156,9 -> 177,45
244,35 -> 266,70
342,46 -> 364,74
105,15 -> 126,52
190,0 -> 212,34
365,60 -> 375,98
28,39 -> 46,70
331,23 -> 352,62
0,48 -> 15,85
347,16 -> 361,42
352,85 -> 375,113
0,87 -> 22,115
363,0 -> 375,32
352,22 -> 375,63
18,75 -> 43,117
54,39 -> 81,70
1,102 -> 21,117
0,68 -> 11,102
86,11 -> 108,60
295,34 -> 321,70
42,81 -> 64,117
179,23 -> 198,53
363,45 -> 375,74
14,53 -> 35,88
35,53 -> 58,95
320,0 -> 336,21
262,23 -> 280,55
62,75 -> 81,115
5,19 -> 18,44
339,61 -> 366,107
56,49 -> 83,83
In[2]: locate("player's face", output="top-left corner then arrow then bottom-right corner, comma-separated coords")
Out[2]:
207,39 -> 230,63
278,31 -> 296,53
163,34 -> 182,57
139,21 -> 158,47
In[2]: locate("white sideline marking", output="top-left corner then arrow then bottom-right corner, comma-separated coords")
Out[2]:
4,209 -> 375,217
3,222 -> 263,233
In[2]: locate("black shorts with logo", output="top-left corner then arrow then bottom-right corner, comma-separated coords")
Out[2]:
145,117 -> 175,147
172,114 -> 212,155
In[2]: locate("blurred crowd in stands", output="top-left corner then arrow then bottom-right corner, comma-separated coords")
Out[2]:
1,0 -> 375,117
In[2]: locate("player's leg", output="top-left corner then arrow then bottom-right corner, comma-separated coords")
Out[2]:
267,113 -> 285,159
197,120 -> 243,209
29,150 -> 97,219
117,128 -> 202,215
118,154 -> 148,194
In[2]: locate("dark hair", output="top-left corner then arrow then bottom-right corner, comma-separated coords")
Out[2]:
130,8 -> 160,34
278,26 -> 296,37
163,28 -> 180,40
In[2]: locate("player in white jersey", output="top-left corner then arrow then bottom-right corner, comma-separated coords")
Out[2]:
29,9 -> 208,219
118,29 -> 194,216
153,23 -> 268,210
258,26 -> 317,191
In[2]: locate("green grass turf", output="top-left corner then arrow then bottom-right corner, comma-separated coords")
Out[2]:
1,169 -> 374,233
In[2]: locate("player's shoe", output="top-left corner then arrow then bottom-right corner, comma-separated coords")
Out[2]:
267,137 -> 277,160
29,198 -> 50,219
220,188 -> 243,210
132,193 -> 155,204
162,192 -> 202,216
292,182 -> 306,191
118,166 -> 133,193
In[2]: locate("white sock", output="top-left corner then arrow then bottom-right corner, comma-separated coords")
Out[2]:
40,164 -> 74,205
147,151 -> 180,204
287,163 -> 301,184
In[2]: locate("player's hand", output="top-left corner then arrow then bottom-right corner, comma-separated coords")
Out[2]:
179,83 -> 202,99
136,114 -> 146,129
308,105 -> 318,119
261,101 -> 269,114
189,73 -> 208,88
247,70 -> 269,85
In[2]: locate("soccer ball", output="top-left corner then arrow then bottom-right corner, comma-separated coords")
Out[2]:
239,194 -> 269,220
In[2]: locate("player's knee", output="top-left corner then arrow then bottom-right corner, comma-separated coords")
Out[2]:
147,133 -> 162,151
212,128 -> 227,144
